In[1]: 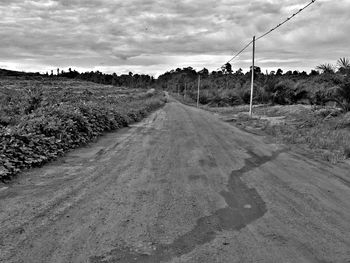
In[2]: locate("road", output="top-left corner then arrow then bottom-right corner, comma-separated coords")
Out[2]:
0,100 -> 349,263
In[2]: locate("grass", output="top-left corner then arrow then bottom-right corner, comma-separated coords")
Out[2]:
206,104 -> 350,164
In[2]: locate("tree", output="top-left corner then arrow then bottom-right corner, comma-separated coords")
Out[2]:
337,57 -> 350,74
249,66 -> 261,74
199,68 -> 209,77
338,75 -> 350,111
221,63 -> 232,74
316,63 -> 335,74
234,68 -> 243,76
310,70 -> 319,76
255,66 -> 261,74
276,68 -> 283,76
248,66 -> 261,77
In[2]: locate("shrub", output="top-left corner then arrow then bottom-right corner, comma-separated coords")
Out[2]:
338,75 -> 350,111
0,80 -> 165,182
272,80 -> 295,104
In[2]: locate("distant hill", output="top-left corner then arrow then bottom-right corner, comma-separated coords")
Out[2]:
0,68 -> 41,77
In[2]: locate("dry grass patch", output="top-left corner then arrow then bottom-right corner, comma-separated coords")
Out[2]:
208,104 -> 350,163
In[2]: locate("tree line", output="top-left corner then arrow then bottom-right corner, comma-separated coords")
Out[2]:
1,57 -> 349,110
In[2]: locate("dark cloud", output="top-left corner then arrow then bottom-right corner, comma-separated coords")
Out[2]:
0,0 -> 349,75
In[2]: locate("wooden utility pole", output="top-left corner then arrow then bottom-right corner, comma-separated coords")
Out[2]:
184,83 -> 187,98
197,75 -> 200,108
249,36 -> 255,117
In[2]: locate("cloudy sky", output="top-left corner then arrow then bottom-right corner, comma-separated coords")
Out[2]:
0,0 -> 349,76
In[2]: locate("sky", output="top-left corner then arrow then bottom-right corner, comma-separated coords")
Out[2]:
0,0 -> 349,76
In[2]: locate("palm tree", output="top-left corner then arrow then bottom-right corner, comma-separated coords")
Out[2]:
316,63 -> 335,74
338,75 -> 350,111
337,57 -> 350,74
337,57 -> 350,68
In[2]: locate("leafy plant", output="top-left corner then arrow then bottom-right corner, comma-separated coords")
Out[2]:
337,57 -> 350,69
337,57 -> 350,74
338,75 -> 350,111
0,78 -> 165,182
316,63 -> 335,74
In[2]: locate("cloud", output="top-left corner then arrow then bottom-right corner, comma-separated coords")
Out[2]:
0,0 -> 349,75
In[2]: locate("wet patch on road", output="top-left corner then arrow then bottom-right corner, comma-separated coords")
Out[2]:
188,174 -> 202,181
199,156 -> 217,168
90,148 -> 286,263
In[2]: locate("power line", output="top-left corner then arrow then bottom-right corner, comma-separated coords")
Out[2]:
216,39 -> 253,71
216,0 -> 317,71
256,0 -> 316,41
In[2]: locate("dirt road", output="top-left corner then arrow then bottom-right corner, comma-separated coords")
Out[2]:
1,100 -> 349,263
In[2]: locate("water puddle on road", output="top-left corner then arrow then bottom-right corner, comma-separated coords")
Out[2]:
90,149 -> 285,263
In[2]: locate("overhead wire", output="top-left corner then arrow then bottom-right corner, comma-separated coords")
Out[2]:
216,0 -> 317,71
256,0 -> 316,41
216,39 -> 253,71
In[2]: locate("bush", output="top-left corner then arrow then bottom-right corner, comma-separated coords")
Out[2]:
338,75 -> 350,111
272,80 -> 295,104
0,80 -> 165,182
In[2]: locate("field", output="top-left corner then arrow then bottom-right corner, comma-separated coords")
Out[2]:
0,77 -> 166,181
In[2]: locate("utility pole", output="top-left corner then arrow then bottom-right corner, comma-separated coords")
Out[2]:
249,36 -> 255,117
197,75 -> 200,108
184,83 -> 187,98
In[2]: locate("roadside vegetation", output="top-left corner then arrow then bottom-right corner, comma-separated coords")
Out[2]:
168,58 -> 350,163
206,105 -> 350,163
1,56 -> 349,174
0,77 -> 165,182
161,58 -> 350,110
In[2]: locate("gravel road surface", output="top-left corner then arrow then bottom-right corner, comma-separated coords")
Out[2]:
1,100 -> 349,263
